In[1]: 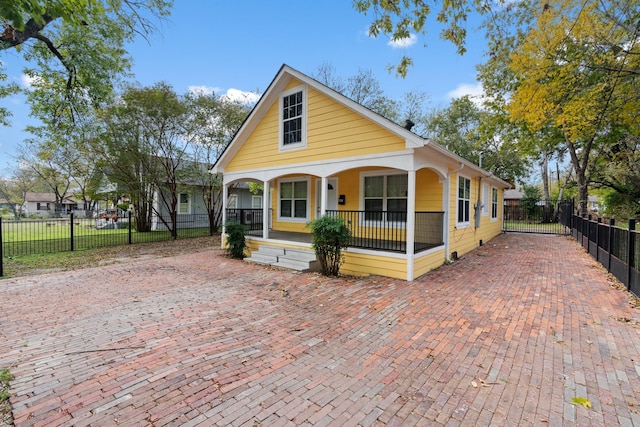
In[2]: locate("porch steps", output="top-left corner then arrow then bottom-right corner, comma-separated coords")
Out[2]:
244,245 -> 319,272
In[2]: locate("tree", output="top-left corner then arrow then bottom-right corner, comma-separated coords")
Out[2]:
97,82 -> 189,237
0,166 -> 37,219
313,63 -> 430,134
479,0 -> 640,215
183,89 -> 253,234
425,95 -> 528,182
353,0 -> 492,76
0,0 -> 172,125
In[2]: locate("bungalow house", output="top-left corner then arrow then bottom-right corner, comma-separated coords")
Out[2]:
22,192 -> 78,217
212,65 -> 510,281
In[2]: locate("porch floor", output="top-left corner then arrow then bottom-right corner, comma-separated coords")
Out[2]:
246,229 -> 442,253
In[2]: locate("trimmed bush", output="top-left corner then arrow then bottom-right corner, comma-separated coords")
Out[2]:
307,215 -> 351,277
224,221 -> 248,259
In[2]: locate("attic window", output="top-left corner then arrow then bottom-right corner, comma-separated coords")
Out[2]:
279,86 -> 307,151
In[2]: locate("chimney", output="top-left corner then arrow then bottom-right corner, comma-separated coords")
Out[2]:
404,119 -> 415,131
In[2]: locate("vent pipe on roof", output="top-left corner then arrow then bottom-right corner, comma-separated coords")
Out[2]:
404,119 -> 415,131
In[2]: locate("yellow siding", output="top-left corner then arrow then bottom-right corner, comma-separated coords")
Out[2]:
225,80 -> 407,172
413,249 -> 447,278
415,168 -> 443,211
448,174 -> 503,259
341,251 -> 407,280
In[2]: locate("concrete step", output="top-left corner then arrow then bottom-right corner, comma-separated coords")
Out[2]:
245,245 -> 319,272
244,245 -> 285,265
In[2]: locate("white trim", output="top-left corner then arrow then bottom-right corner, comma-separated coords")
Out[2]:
178,191 -> 191,215
279,85 -> 307,152
491,186 -> 499,222
359,170 -> 409,228
482,183 -> 489,217
277,177 -> 310,223
456,175 -> 471,228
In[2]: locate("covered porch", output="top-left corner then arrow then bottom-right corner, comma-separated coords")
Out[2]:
226,208 -> 445,254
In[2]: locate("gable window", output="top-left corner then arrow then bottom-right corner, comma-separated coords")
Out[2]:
279,179 -> 309,221
178,192 -> 190,214
363,173 -> 408,222
491,187 -> 498,220
457,176 -> 471,226
279,86 -> 307,150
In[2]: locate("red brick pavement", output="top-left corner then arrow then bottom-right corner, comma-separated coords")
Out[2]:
1,233 -> 639,426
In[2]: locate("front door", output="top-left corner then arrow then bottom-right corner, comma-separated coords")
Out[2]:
316,178 -> 338,219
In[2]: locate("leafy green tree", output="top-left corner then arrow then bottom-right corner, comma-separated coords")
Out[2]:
425,96 -> 528,182
0,0 -> 172,125
96,82 -> 188,236
0,166 -> 37,219
183,89 -> 253,233
353,0 -> 492,76
480,0 -> 640,215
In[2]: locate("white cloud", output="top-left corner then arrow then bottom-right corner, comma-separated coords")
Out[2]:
387,33 -> 417,48
221,88 -> 260,105
20,74 -> 37,90
446,82 -> 489,108
187,85 -> 220,96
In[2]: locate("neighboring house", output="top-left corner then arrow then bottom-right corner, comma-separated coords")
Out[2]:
212,65 -> 510,281
22,192 -> 78,217
503,189 -> 523,206
587,195 -> 600,213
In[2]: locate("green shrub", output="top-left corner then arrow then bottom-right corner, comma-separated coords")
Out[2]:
224,220 -> 248,259
307,215 -> 351,277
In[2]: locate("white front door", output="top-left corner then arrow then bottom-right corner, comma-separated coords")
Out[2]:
316,178 -> 338,219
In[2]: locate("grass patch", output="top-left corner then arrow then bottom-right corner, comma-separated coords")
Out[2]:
0,368 -> 12,426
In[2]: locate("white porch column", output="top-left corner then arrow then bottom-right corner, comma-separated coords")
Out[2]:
263,179 -> 269,239
221,184 -> 228,248
406,169 -> 416,281
320,176 -> 328,217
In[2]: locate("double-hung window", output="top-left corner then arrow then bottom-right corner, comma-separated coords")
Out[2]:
363,173 -> 408,222
457,176 -> 471,226
279,179 -> 309,221
178,192 -> 190,214
491,187 -> 498,220
280,86 -> 306,150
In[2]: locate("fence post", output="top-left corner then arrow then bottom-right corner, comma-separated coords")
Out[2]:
628,218 -> 636,291
128,211 -> 132,245
70,212 -> 75,252
0,217 -> 3,277
609,218 -> 615,273
596,218 -> 602,262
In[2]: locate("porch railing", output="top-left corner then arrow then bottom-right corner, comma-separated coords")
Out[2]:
327,210 -> 444,253
226,208 -> 264,233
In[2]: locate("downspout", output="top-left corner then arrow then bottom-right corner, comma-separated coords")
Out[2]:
445,163 -> 464,263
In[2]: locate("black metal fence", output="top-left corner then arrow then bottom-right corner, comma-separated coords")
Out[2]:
0,212 -> 216,277
570,215 -> 639,297
503,199 -> 573,234
327,210 -> 444,253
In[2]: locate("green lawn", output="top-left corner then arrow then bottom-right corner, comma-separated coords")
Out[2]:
1,218 -> 212,257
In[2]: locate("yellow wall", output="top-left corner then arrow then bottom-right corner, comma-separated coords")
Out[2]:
448,173 -> 503,259
413,249 -> 447,278
225,79 -> 407,173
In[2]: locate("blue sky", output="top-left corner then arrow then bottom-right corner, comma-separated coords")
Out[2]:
0,1 -> 489,170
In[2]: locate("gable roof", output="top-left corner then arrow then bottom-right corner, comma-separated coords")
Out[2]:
212,64 -> 510,188
25,192 -> 76,203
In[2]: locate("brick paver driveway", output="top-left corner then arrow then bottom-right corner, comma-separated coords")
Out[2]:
1,233 -> 639,426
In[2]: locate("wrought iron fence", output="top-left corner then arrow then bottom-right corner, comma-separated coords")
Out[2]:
503,199 -> 573,234
0,212 -> 216,276
327,210 -> 444,253
571,215 -> 639,297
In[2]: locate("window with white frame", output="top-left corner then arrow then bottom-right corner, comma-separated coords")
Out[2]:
363,172 -> 408,222
279,179 -> 309,220
228,194 -> 238,209
457,176 -> 471,226
252,195 -> 262,209
280,86 -> 306,150
178,192 -> 190,214
482,183 -> 489,216
491,187 -> 498,220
